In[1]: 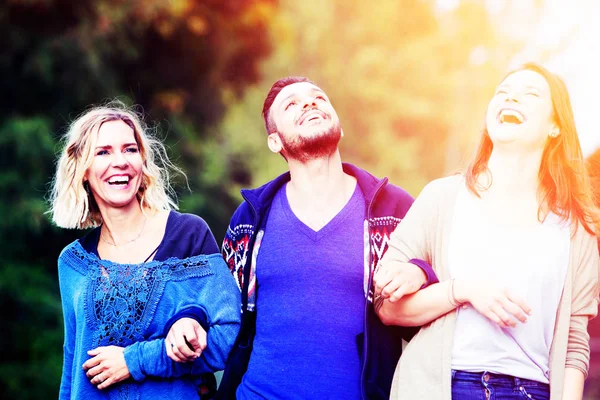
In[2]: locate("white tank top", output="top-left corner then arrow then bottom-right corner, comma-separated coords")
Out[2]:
449,184 -> 570,383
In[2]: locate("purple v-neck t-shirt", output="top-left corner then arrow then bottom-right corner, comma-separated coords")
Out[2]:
237,183 -> 366,399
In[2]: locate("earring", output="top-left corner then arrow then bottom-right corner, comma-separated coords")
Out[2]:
549,127 -> 560,138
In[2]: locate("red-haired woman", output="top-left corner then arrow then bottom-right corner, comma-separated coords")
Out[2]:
374,63 -> 599,400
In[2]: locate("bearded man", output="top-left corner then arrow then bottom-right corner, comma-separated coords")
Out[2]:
169,76 -> 437,400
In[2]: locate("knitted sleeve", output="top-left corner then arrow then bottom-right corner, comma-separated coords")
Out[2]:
566,229 -> 600,377
221,202 -> 253,292
124,255 -> 241,380
57,248 -> 85,400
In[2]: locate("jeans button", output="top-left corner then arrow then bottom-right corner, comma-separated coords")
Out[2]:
483,373 -> 490,382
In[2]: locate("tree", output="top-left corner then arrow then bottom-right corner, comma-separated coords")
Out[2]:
0,0 -> 274,398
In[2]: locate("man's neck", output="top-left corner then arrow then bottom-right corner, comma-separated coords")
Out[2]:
285,151 -> 357,231
287,151 -> 345,196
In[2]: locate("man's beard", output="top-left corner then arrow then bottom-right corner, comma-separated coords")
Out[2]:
279,123 -> 342,163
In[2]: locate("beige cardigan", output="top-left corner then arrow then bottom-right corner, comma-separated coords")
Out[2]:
381,175 -> 599,400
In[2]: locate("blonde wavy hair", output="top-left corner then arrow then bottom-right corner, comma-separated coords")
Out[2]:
49,101 -> 183,229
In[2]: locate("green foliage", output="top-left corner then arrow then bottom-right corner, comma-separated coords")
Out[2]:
1,0 -> 274,398
0,262 -> 63,400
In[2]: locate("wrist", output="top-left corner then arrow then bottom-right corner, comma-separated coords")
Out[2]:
408,258 -> 438,288
452,279 -> 469,304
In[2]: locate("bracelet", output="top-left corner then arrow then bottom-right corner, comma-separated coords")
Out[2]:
447,278 -> 462,308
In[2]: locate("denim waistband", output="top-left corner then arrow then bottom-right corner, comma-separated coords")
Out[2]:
451,370 -> 549,388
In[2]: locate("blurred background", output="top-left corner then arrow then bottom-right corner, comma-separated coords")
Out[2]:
2,0 -> 599,398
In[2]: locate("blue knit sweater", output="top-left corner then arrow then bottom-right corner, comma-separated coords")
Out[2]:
58,211 -> 241,400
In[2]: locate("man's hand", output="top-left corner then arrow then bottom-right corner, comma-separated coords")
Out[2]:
374,261 -> 427,303
166,317 -> 207,363
83,346 -> 130,390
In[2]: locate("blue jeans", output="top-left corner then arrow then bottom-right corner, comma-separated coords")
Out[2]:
451,370 -> 550,400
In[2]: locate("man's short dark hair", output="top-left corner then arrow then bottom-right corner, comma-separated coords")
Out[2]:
262,76 -> 315,134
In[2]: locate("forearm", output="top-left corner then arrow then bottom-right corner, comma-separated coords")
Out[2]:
199,321 -> 239,371
124,338 -> 223,380
376,281 -> 456,326
125,318 -> 239,381
562,367 -> 585,400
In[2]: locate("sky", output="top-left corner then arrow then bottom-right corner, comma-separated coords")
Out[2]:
539,0 -> 600,155
437,0 -> 600,155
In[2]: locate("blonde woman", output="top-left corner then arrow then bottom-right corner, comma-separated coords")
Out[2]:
50,102 -> 240,400
374,63 -> 599,399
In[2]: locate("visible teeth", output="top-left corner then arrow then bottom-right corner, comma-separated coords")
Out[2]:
499,109 -> 524,124
302,111 -> 323,124
108,176 -> 129,184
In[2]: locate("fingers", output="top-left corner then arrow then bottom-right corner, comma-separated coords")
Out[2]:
374,262 -> 426,302
180,322 -> 202,358
165,328 -> 182,363
193,324 -> 208,352
499,298 -> 528,324
82,346 -> 129,390
168,318 -> 205,361
374,265 -> 403,300
173,324 -> 198,361
97,375 -> 114,390
489,302 -> 517,328
87,347 -> 102,357
89,368 -> 115,390
381,275 -> 420,302
175,335 -> 196,360
476,288 -> 531,328
482,306 -> 510,328
388,283 -> 413,303
505,291 -> 532,317
373,269 -> 392,298
85,361 -> 109,389
82,355 -> 101,371
381,274 -> 402,298
166,321 -> 190,363
85,364 -> 103,379
89,371 -> 104,386
175,323 -> 207,360
167,339 -> 188,363
492,289 -> 531,327
165,340 -> 178,362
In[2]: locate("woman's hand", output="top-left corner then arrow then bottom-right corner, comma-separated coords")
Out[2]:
454,280 -> 532,328
83,346 -> 130,390
166,317 -> 207,363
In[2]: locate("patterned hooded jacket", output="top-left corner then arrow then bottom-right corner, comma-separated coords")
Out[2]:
218,163 -> 425,400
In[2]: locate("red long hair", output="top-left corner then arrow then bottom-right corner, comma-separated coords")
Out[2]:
465,63 -> 599,236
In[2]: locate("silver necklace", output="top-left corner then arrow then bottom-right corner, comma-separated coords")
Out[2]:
100,215 -> 147,248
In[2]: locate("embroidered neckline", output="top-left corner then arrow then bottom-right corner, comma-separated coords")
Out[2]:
62,241 -> 215,348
